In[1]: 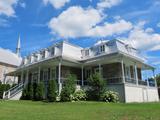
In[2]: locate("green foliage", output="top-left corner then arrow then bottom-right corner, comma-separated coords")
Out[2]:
72,89 -> 87,101
47,80 -> 57,102
100,90 -> 119,103
21,83 -> 33,100
60,74 -> 76,102
28,83 -> 34,100
34,82 -> 45,101
0,83 -> 11,99
87,73 -> 105,101
21,84 -> 28,100
156,74 -> 160,87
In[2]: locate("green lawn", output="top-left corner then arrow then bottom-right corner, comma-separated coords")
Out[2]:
0,101 -> 160,120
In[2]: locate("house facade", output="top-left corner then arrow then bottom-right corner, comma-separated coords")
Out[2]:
0,37 -> 22,85
3,39 -> 159,102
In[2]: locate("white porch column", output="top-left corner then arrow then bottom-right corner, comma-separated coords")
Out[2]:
146,69 -> 149,87
21,71 -> 24,83
153,69 -> 157,87
3,75 -> 6,84
134,64 -> 138,86
38,67 -> 41,83
8,91 -> 10,99
3,91 -> 6,99
121,59 -> 125,83
13,73 -> 16,84
58,62 -> 62,95
81,66 -> 84,86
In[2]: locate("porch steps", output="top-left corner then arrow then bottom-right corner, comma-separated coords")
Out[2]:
3,83 -> 24,100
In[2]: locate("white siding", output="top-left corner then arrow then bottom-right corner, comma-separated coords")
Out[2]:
125,84 -> 159,103
62,42 -> 82,60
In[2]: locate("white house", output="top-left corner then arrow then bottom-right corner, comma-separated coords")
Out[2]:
0,37 -> 22,85
3,39 -> 159,102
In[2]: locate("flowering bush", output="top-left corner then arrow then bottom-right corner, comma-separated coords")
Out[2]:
72,89 -> 87,101
100,91 -> 119,103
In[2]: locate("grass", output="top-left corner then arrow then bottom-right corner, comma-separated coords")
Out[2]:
0,100 -> 160,120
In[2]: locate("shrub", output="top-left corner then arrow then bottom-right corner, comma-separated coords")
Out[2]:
87,73 -> 105,101
0,84 -> 11,99
60,74 -> 76,102
28,83 -> 34,100
21,84 -> 28,100
72,89 -> 87,101
21,83 -> 33,100
47,80 -> 57,102
100,90 -> 119,103
34,82 -> 45,101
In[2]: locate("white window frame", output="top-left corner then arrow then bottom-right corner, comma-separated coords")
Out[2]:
85,49 -> 89,56
99,45 -> 105,53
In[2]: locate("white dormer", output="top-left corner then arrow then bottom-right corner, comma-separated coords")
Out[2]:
99,44 -> 105,53
36,52 -> 41,61
40,50 -> 45,59
49,47 -> 55,57
44,49 -> 49,58
28,54 -> 34,63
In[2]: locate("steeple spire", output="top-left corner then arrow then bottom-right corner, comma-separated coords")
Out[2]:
16,35 -> 21,57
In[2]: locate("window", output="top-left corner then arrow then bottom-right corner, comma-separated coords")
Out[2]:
51,47 -> 55,56
126,45 -> 132,53
100,45 -> 105,53
34,55 -> 38,62
85,49 -> 89,56
41,51 -> 45,59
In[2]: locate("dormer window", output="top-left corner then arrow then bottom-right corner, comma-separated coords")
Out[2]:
85,49 -> 89,56
41,51 -> 45,59
51,47 -> 55,56
34,55 -> 38,62
100,45 -> 105,53
126,45 -> 132,52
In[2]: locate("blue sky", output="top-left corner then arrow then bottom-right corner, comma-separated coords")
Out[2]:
0,0 -> 160,73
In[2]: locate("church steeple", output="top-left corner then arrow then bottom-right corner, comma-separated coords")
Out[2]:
16,35 -> 21,57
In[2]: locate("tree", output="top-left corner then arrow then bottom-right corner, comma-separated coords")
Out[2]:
21,84 -> 28,100
21,83 -> 33,100
156,74 -> 160,87
34,82 -> 45,101
28,83 -> 33,100
47,80 -> 57,102
60,74 -> 76,102
0,84 -> 11,99
87,72 -> 105,101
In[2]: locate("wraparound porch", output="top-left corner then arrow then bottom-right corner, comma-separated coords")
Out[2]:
6,54 -> 158,97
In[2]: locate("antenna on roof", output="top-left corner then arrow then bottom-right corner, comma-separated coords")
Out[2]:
16,34 -> 21,57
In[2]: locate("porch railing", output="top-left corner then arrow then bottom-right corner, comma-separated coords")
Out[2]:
59,77 -> 156,87
3,82 -> 24,100
138,80 -> 147,86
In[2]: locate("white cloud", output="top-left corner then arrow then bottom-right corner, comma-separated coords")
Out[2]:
88,19 -> 132,37
0,18 -> 9,27
43,0 -> 70,9
48,6 -> 132,38
48,6 -> 102,38
19,2 -> 26,8
157,22 -> 160,28
0,0 -> 19,17
124,21 -> 160,51
97,0 -> 122,10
